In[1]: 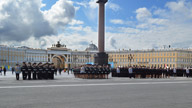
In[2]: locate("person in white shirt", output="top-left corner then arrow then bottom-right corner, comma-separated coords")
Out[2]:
80,66 -> 85,73
173,68 -> 177,77
15,64 -> 21,80
166,66 -> 170,78
116,67 -> 120,77
186,67 -> 190,78
129,67 -> 134,78
116,67 -> 120,73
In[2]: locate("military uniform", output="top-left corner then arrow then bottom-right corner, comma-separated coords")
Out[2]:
50,66 -> 55,79
33,66 -> 38,80
27,65 -> 32,80
21,65 -> 27,80
38,66 -> 44,79
44,66 -> 49,79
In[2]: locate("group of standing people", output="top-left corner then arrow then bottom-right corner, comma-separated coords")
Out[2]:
13,62 -> 56,80
21,62 -> 56,80
113,66 -> 192,78
73,65 -> 111,79
0,67 -> 6,76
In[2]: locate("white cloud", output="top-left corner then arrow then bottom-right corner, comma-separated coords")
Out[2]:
136,7 -> 152,22
74,6 -> 80,11
110,19 -> 135,26
43,0 -> 75,29
0,0 -> 75,42
0,0 -> 55,41
107,2 -> 121,11
110,19 -> 124,24
89,0 -> 98,9
39,27 -> 98,50
68,26 -> 83,31
69,19 -> 84,25
75,0 -> 120,21
2,0 -> 192,51
106,0 -> 192,50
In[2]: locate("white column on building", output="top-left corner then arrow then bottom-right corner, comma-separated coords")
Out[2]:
66,54 -> 69,63
70,54 -> 72,64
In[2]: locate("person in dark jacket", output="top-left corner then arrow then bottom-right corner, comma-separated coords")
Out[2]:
59,68 -> 62,75
38,63 -> 43,80
27,62 -> 32,80
50,63 -> 55,79
32,63 -> 37,80
0,67 -> 2,75
3,67 -> 6,76
21,62 -> 28,80
12,67 -> 15,75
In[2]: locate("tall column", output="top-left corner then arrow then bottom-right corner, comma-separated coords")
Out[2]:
97,0 -> 107,53
98,2 -> 105,52
94,0 -> 108,66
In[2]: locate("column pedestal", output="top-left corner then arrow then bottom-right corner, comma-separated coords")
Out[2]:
94,52 -> 108,65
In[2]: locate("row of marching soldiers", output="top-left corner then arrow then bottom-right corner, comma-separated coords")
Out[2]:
112,67 -> 192,78
73,65 -> 111,79
20,62 -> 56,80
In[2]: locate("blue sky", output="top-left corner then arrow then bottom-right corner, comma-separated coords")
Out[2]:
0,0 -> 192,50
42,0 -> 172,28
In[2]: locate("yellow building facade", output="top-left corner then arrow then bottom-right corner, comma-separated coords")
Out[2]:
107,49 -> 192,68
1,43 -> 192,69
0,45 -> 25,68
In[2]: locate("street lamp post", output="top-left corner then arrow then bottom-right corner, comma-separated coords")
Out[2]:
128,54 -> 134,66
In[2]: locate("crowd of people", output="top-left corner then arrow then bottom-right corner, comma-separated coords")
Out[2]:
2,63 -> 192,80
14,62 -> 57,80
73,65 -> 111,79
112,66 -> 192,78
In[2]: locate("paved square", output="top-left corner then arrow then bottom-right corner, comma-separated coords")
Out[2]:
0,72 -> 192,108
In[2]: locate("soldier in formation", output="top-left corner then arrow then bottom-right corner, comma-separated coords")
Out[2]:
20,62 -> 56,80
112,66 -> 192,78
73,65 -> 111,79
